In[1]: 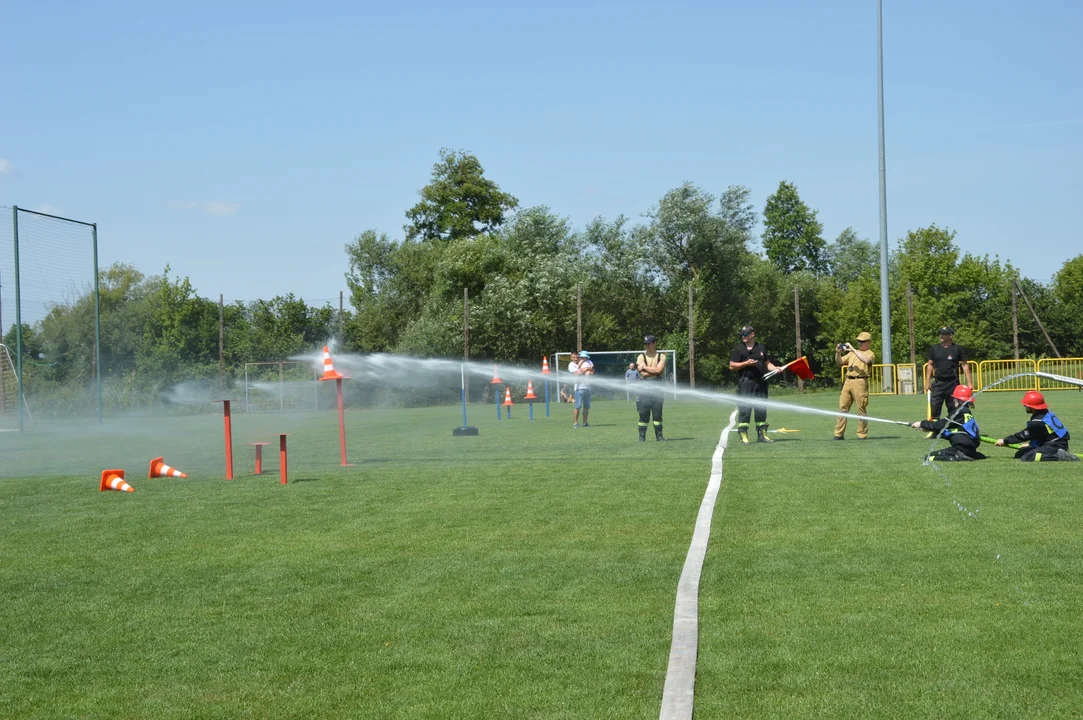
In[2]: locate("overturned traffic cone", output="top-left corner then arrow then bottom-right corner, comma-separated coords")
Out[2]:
503,387 -> 514,406
149,456 -> 188,479
541,356 -> 551,374
320,345 -> 344,381
100,469 -> 134,493
524,381 -> 537,400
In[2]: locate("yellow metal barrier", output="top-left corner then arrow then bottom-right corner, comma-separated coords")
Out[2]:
921,361 -> 978,392
896,363 -> 917,395
1037,358 -> 1083,392
977,360 -> 1037,392
840,364 -> 897,395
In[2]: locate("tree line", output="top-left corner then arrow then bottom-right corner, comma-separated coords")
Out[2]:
5,148 -> 1082,412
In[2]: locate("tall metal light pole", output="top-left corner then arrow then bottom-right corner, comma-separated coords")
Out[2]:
877,0 -> 893,382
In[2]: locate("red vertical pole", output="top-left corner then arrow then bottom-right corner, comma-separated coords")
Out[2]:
336,377 -> 347,466
220,400 -> 234,480
254,444 -> 263,475
279,434 -> 288,485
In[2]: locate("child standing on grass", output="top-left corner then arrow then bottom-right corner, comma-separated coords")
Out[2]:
910,385 -> 986,462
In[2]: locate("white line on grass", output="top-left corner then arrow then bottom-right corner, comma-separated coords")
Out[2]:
659,409 -> 737,720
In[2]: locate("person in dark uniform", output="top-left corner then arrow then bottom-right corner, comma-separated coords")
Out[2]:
636,335 -> 667,442
728,325 -> 781,444
910,385 -> 985,461
924,326 -> 974,438
995,391 -> 1078,461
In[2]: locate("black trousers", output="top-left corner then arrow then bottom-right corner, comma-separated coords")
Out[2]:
737,377 -> 767,427
1015,443 -> 1078,462
928,446 -> 986,462
637,387 -> 664,428
929,380 -> 959,419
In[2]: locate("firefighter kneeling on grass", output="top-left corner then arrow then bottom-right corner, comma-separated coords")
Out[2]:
994,391 -> 1078,462
909,385 -> 986,462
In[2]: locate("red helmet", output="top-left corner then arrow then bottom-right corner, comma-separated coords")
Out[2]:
1022,391 -> 1047,410
951,385 -> 974,403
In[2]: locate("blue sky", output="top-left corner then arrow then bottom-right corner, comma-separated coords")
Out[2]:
2,0 -> 1080,324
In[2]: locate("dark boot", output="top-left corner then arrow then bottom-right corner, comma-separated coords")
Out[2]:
655,425 -> 665,442
638,426 -> 647,443
757,425 -> 774,443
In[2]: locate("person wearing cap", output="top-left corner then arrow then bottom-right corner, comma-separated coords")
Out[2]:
994,391 -> 1078,461
833,331 -> 875,440
728,325 -> 782,444
924,326 -> 974,437
909,385 -> 985,461
635,335 -> 666,442
568,350 -> 594,427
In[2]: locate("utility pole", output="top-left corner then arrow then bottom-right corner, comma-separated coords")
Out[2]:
793,286 -> 803,393
218,294 -> 225,391
1011,281 -> 1020,361
688,284 -> 695,388
1015,278 -> 1060,358
338,291 -> 345,351
906,283 -> 916,365
576,283 -> 582,351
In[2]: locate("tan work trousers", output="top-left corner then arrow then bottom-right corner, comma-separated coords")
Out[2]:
835,377 -> 869,438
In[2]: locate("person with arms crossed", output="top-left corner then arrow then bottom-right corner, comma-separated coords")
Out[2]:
729,325 -> 781,444
833,331 -> 875,440
636,335 -> 666,442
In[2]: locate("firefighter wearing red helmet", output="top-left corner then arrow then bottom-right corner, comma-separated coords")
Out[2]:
994,391 -> 1078,462
909,385 -> 986,461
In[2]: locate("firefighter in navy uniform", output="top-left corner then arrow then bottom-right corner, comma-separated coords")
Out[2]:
910,385 -> 986,461
729,325 -> 781,444
995,391 -> 1078,462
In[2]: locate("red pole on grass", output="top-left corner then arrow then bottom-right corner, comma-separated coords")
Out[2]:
214,400 -> 234,480
279,433 -> 289,485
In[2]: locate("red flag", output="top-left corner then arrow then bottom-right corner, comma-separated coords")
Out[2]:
785,356 -> 815,380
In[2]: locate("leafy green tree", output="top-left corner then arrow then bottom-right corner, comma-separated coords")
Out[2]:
469,207 -> 582,360
137,268 -> 220,385
825,227 -> 879,289
1051,255 -> 1083,356
638,183 -> 757,384
404,149 -> 519,243
762,181 -> 827,274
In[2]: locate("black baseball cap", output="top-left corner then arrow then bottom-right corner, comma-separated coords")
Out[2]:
739,325 -> 755,336
938,326 -> 955,335
644,334 -> 657,345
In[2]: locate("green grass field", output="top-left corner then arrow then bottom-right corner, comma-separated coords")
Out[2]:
2,388 -> 1081,718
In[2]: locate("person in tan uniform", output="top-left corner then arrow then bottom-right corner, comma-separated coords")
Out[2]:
833,331 -> 874,440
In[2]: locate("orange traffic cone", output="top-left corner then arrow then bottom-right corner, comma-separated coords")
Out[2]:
490,365 -> 503,384
503,387 -> 514,406
541,356 -> 551,374
524,381 -> 537,400
319,345 -> 344,381
149,456 -> 188,479
100,469 -> 134,493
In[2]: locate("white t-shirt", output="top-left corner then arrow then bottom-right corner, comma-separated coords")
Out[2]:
568,360 -> 592,391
